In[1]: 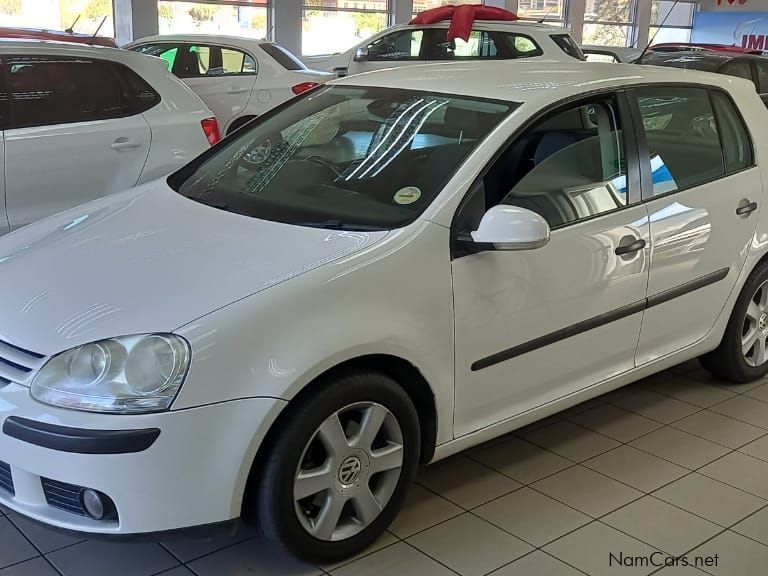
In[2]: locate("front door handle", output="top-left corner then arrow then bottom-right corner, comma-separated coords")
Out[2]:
615,236 -> 646,256
110,138 -> 141,151
737,200 -> 758,217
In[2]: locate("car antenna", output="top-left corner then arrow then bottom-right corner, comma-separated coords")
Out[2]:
65,14 -> 80,34
637,0 -> 680,63
91,16 -> 108,38
537,5 -> 556,24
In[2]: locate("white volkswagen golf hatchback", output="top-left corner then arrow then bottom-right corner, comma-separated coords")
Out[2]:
127,35 -> 333,135
307,20 -> 585,76
0,41 -> 217,235
0,61 -> 766,562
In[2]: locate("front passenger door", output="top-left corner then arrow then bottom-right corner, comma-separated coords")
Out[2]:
452,94 -> 651,436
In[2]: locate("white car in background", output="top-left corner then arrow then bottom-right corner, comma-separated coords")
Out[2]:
127,35 -> 333,135
305,20 -> 585,76
0,61 -> 765,563
0,40 -> 216,235
581,44 -> 644,63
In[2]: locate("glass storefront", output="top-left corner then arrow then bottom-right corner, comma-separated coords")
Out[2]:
302,1 -> 391,56
0,0 -> 114,37
158,0 -> 268,38
583,0 -> 636,46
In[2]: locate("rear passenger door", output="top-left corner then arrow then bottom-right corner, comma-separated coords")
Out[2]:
4,54 -> 152,229
175,43 -> 257,131
632,86 -> 761,365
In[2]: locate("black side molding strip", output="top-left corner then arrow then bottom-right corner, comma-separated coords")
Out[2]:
3,417 -> 160,455
646,268 -> 729,309
472,267 -> 730,372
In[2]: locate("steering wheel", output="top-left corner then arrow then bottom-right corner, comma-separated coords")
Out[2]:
302,155 -> 342,177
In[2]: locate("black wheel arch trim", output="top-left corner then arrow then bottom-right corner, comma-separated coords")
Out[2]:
2,417 -> 160,454
472,267 -> 730,371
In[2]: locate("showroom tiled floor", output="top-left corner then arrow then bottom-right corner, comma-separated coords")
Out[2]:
3,360 -> 768,575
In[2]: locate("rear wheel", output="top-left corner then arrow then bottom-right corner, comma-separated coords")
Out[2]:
700,261 -> 768,382
251,371 -> 420,563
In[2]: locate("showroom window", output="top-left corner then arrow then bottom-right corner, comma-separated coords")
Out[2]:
583,0 -> 639,47
649,0 -> 695,45
517,0 -> 567,25
0,0 -> 114,37
303,0 -> 391,57
158,0 -> 269,39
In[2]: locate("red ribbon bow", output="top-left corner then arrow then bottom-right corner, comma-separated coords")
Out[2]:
409,4 -> 519,42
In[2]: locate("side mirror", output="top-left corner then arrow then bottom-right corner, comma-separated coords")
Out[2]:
354,47 -> 369,61
471,205 -> 550,251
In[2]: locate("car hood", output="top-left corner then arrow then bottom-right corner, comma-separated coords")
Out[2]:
0,181 -> 388,356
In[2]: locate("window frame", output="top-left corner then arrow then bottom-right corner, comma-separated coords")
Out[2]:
2,54 -> 160,131
626,83 -> 757,203
450,88 -> 642,259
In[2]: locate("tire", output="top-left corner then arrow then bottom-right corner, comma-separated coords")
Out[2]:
250,370 -> 420,563
700,260 -> 768,382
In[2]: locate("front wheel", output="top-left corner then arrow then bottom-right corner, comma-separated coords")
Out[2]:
250,370 -> 420,563
701,261 -> 768,382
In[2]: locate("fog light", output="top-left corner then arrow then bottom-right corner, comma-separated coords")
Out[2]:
81,488 -> 111,520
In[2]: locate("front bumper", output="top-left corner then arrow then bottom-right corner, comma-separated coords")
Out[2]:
0,382 -> 285,535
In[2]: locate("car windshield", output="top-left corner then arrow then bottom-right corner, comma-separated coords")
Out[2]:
170,85 -> 515,230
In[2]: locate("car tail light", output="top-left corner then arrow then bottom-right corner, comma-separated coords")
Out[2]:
201,117 -> 221,146
291,82 -> 320,95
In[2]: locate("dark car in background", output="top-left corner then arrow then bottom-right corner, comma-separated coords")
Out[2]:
640,51 -> 768,106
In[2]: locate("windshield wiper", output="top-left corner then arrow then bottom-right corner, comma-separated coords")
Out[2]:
294,220 -> 387,231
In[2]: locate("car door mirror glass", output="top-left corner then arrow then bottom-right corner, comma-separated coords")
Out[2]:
471,205 -> 550,250
354,47 -> 369,61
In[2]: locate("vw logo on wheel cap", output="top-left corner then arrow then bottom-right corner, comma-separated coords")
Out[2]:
337,456 -> 362,486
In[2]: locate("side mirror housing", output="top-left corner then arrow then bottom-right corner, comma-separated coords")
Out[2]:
354,47 -> 369,61
471,205 -> 550,251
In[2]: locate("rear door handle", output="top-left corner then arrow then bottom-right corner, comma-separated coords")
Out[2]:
737,200 -> 758,217
615,237 -> 646,256
110,138 -> 142,151
226,87 -> 250,94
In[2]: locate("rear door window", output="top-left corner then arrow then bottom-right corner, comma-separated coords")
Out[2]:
260,43 -> 303,71
633,87 -> 726,197
754,60 -> 768,93
428,29 -> 543,59
6,55 -> 135,128
719,60 -> 755,86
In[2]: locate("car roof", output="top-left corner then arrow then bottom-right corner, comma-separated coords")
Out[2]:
0,38 -> 167,68
131,34 -> 267,48
389,20 -> 567,32
641,50 -> 748,71
331,59 -> 749,103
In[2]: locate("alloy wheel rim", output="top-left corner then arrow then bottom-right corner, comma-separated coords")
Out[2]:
743,280 -> 768,367
293,402 -> 404,542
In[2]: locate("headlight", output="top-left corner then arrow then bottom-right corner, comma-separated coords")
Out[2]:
31,334 -> 190,414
